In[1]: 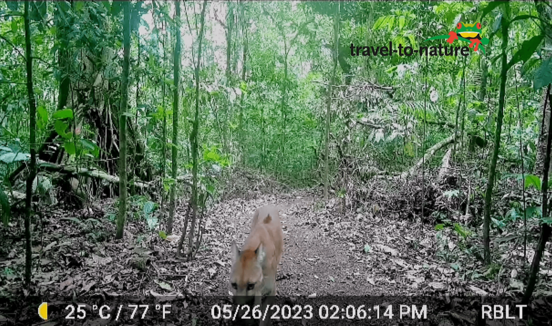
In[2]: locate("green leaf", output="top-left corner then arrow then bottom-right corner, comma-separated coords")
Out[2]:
58,1 -> 71,12
111,1 -> 124,16
363,244 -> 371,253
159,231 -> 167,240
398,16 -> 406,30
508,34 -> 543,70
52,108 -> 73,120
54,120 -> 68,137
0,188 -> 11,227
480,1 -> 502,20
79,139 -> 99,157
37,106 -> 48,130
435,224 -> 444,231
143,201 -> 155,215
30,1 -> 47,22
7,1 -> 20,11
64,142 -> 76,155
453,223 -> 470,239
0,152 -> 30,164
74,1 -> 84,12
492,13 -> 502,34
146,216 -> 158,230
450,263 -> 460,271
534,57 -> 552,90
525,174 -> 542,191
387,16 -> 395,32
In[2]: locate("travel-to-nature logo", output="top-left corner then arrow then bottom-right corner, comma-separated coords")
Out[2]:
424,22 -> 489,54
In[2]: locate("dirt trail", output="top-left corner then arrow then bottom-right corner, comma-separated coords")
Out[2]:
202,190 -> 441,298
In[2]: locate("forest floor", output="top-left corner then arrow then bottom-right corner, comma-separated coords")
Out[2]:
1,185 -> 551,325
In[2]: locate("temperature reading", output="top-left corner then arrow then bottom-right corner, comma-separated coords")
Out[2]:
90,304 -> 172,320
129,305 -> 149,319
65,304 -> 87,320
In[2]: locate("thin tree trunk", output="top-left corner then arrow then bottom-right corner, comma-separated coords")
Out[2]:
452,74 -> 462,160
9,2 -> 73,186
167,1 -> 182,235
186,0 -> 208,260
161,19 -> 167,213
522,90 -> 552,304
325,3 -> 339,202
533,1 -> 552,176
482,16 -> 509,265
116,2 -> 131,239
23,0 -> 37,286
226,2 -> 233,82
239,13 -> 248,164
132,37 -> 141,195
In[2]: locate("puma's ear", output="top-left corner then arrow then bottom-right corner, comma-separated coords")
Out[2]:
231,241 -> 240,264
255,244 -> 265,264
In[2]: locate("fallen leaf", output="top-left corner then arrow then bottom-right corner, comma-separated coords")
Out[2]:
44,242 -> 57,252
428,282 -> 445,290
155,280 -> 173,291
208,268 -> 216,279
59,277 -> 73,291
509,279 -> 524,291
363,244 -> 371,253
468,285 -> 488,296
165,235 -> 179,242
82,281 -> 96,293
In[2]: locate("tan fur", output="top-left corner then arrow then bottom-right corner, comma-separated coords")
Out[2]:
230,205 -> 284,306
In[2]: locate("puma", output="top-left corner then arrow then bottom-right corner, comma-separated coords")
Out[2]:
230,205 -> 284,307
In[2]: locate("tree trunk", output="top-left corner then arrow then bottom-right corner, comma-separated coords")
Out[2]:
186,0 -> 208,260
239,10 -> 248,164
23,0 -> 37,287
9,2 -> 73,186
534,1 -> 552,176
522,90 -> 552,304
167,1 -> 182,235
226,2 -> 234,82
116,2 -> 131,239
482,13 -> 509,265
324,3 -> 340,202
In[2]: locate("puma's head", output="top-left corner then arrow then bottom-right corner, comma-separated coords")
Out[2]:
230,241 -> 265,301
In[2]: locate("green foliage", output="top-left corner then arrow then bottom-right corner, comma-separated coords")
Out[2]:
453,223 -> 470,240
507,34 -> 543,70
0,151 -> 30,164
534,57 -> 552,90
52,108 -> 73,120
524,174 -> 541,191
37,106 -> 48,130
443,190 -> 460,199
159,231 -> 167,240
143,201 -> 158,230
